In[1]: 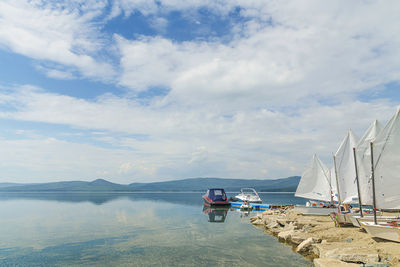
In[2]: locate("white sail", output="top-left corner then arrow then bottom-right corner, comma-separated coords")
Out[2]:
373,108 -> 400,210
329,166 -> 338,202
334,130 -> 359,204
295,154 -> 332,202
355,120 -> 383,205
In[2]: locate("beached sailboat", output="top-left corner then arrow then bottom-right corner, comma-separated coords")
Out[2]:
334,129 -> 359,205
294,154 -> 337,215
359,108 -> 400,242
345,120 -> 384,226
354,120 -> 383,206
350,214 -> 394,227
332,130 -> 359,225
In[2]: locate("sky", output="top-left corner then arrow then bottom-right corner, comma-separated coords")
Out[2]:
0,0 -> 400,184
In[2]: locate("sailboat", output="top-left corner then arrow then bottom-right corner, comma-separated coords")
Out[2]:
346,120 -> 384,226
332,130 -> 359,225
294,154 -> 337,215
359,108 -> 400,242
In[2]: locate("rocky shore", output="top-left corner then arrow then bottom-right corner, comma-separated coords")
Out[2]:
250,208 -> 400,267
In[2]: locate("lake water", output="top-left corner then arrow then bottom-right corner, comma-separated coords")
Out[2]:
0,192 -> 310,266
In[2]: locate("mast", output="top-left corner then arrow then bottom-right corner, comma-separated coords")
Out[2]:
370,142 -> 377,225
329,169 -> 334,205
333,154 -> 342,212
352,147 -> 363,217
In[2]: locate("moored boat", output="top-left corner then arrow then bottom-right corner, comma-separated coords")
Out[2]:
232,188 -> 262,203
202,188 -> 230,206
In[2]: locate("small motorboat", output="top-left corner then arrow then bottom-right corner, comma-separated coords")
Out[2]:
202,188 -> 230,206
232,188 -> 262,203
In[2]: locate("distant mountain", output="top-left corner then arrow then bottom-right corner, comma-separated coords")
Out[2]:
129,176 -> 300,192
0,179 -> 127,192
0,182 -> 27,188
0,176 -> 300,192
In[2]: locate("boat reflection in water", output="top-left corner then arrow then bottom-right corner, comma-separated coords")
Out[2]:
202,205 -> 230,223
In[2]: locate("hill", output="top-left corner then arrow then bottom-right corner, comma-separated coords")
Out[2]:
0,176 -> 300,192
129,176 -> 300,192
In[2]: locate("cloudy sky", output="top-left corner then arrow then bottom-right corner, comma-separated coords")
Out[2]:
0,0 -> 399,184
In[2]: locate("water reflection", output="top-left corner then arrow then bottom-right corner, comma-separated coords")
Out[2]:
0,193 -> 310,266
202,205 -> 230,223
0,192 -> 204,206
237,209 -> 251,217
0,192 -> 307,206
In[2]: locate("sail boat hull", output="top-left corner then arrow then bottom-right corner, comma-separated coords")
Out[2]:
360,221 -> 400,243
334,212 -> 353,226
346,212 -> 389,227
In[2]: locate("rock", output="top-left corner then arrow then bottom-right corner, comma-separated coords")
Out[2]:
295,237 -> 322,253
282,222 -> 296,231
277,230 -> 295,242
262,210 -> 273,216
363,264 -> 390,267
302,224 -> 313,232
250,217 -> 264,225
313,258 -> 359,267
290,233 -> 306,245
266,221 -> 279,229
322,248 -> 379,263
276,218 -> 288,226
270,227 -> 282,235
345,238 -> 353,243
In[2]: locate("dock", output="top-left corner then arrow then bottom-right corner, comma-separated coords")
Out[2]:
230,202 -> 293,211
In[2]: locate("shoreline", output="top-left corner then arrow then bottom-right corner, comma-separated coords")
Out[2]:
251,208 -> 400,266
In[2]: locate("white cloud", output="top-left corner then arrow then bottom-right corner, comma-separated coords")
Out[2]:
108,0 -> 235,19
0,85 -> 397,183
0,0 -> 115,81
149,17 -> 169,33
118,162 -> 134,174
115,0 -> 400,112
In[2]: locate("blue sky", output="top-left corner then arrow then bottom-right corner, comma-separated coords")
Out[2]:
0,0 -> 400,184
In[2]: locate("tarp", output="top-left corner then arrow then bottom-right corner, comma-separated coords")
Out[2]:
207,188 -> 227,202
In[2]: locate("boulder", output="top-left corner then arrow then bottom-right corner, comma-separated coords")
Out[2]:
277,230 -> 295,242
290,233 -> 306,245
250,217 -> 264,225
313,258 -> 359,267
295,237 -> 322,253
282,222 -> 296,231
322,248 -> 379,264
265,221 -> 280,229
270,227 -> 282,235
276,218 -> 289,226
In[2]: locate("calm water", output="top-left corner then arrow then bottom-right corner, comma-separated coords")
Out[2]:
0,192 -> 310,266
